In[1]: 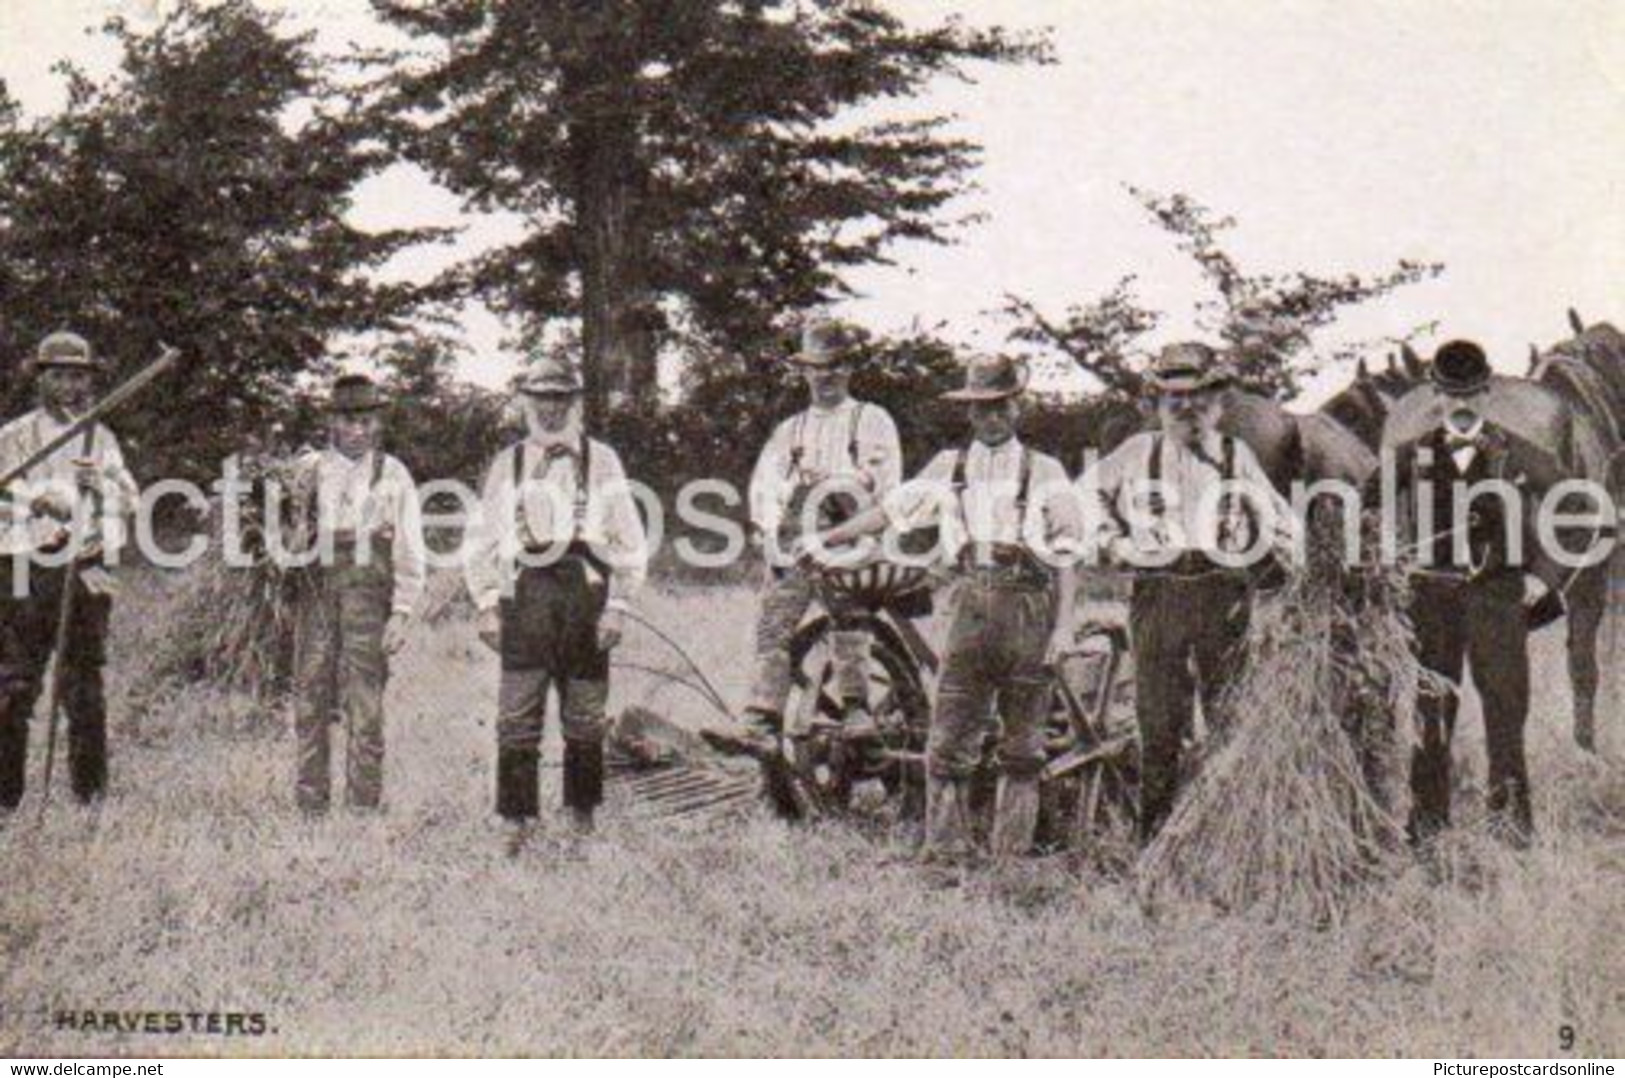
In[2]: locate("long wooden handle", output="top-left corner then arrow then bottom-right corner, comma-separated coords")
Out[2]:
37,424 -> 99,814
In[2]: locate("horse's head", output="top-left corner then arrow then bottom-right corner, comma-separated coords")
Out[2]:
1319,346 -> 1428,450
1541,308 -> 1624,370
1530,308 -> 1625,446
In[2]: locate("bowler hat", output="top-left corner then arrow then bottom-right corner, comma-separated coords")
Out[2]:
1430,340 -> 1491,397
35,330 -> 96,372
1148,342 -> 1232,393
328,374 -> 386,414
517,353 -> 584,397
941,354 -> 1029,402
788,317 -> 860,369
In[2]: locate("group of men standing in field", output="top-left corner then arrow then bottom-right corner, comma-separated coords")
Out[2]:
716,323 -> 1296,861
0,319 -> 1551,860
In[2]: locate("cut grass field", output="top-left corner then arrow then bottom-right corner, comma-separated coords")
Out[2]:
0,577 -> 1621,1056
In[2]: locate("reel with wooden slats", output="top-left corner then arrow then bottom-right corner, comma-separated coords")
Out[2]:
812,559 -> 931,613
605,706 -> 762,821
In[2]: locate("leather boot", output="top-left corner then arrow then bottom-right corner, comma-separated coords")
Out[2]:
562,739 -> 605,832
990,776 -> 1041,861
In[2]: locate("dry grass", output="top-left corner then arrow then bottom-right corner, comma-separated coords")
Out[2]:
0,577 -> 1620,1057
1139,530 -> 1430,925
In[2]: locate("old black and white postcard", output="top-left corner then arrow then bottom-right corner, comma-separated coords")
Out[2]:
0,0 -> 1619,1063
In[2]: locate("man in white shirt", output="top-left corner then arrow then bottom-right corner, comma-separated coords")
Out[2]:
464,355 -> 649,849
287,374 -> 426,814
0,331 -> 139,809
734,318 -> 902,749
1079,342 -> 1298,843
815,354 -> 1082,865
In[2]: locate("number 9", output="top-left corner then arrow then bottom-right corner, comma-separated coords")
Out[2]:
1559,1024 -> 1575,1051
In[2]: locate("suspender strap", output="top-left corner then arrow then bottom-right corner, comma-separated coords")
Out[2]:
576,432 -> 591,529
951,441 -> 1034,535
785,404 -> 866,482
512,436 -> 592,541
784,413 -> 807,480
1015,444 -> 1032,518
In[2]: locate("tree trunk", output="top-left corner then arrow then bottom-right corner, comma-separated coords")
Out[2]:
571,109 -> 658,427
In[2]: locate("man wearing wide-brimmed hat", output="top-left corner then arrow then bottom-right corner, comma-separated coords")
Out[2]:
287,373 -> 426,815
1079,342 -> 1297,844
727,316 -> 901,752
0,330 -> 140,810
814,354 -> 1082,869
464,353 -> 648,852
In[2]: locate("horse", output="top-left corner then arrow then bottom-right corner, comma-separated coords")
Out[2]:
1327,315 -> 1623,752
1090,373 -> 1382,493
1524,312 -> 1625,752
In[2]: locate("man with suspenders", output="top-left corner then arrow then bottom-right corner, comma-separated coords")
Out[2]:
288,374 -> 427,815
465,355 -> 648,852
815,354 -> 1082,866
1079,343 -> 1297,844
726,318 -> 902,752
0,331 -> 139,810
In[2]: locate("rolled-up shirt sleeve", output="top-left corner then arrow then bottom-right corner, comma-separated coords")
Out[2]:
592,445 -> 649,611
1074,435 -> 1142,564
387,459 -> 428,617
859,407 -> 903,497
1027,455 -> 1083,559
463,451 -> 511,613
882,451 -> 956,534
748,419 -> 791,538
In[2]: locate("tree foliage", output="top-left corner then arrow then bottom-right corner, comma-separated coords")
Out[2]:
0,0 -> 445,480
1005,188 -> 1443,400
371,0 -> 1050,416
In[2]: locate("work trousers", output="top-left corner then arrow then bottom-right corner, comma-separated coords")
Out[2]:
293,543 -> 393,812
495,554 -> 611,820
0,558 -> 112,807
1130,569 -> 1251,843
928,575 -> 1054,782
1408,571 -> 1532,841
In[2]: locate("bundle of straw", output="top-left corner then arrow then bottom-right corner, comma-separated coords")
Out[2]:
1138,509 -> 1439,925
131,452 -> 323,712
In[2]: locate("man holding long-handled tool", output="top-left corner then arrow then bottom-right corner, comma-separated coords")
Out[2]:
0,331 -> 142,812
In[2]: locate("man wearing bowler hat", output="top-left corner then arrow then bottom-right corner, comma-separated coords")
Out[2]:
1079,342 -> 1297,844
814,354 -> 1082,866
0,330 -> 139,810
722,317 -> 902,754
464,354 -> 648,853
1383,339 -> 1572,845
288,373 -> 426,815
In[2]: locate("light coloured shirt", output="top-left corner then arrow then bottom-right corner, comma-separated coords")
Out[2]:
292,447 -> 427,616
885,438 -> 1081,562
463,434 -> 649,613
0,409 -> 139,558
748,398 -> 902,538
1079,430 -> 1299,565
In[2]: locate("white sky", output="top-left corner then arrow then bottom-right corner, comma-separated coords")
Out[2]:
2,0 -> 1620,404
